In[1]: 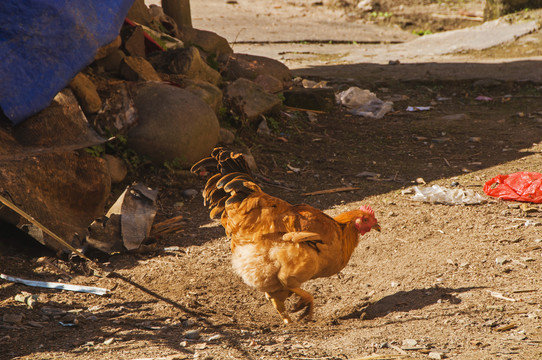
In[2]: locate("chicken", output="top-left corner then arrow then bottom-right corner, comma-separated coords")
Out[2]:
191,147 -> 380,324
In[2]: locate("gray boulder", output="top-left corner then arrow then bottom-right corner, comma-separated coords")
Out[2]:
225,78 -> 282,124
127,82 -> 219,167
14,89 -> 106,148
254,74 -> 284,94
95,48 -> 126,73
220,53 -> 291,85
171,77 -> 223,113
122,26 -> 147,57
149,47 -> 221,85
1,89 -> 110,252
94,35 -> 122,61
103,154 -> 128,184
69,73 -> 102,114
219,127 -> 235,144
126,0 -> 153,26
178,26 -> 233,57
120,56 -> 162,82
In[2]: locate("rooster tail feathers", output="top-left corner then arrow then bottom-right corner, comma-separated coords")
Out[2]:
210,147 -> 224,158
218,152 -> 252,176
210,197 -> 227,218
191,148 -> 253,177
216,172 -> 248,189
202,173 -> 222,203
190,157 -> 218,174
192,147 -> 260,219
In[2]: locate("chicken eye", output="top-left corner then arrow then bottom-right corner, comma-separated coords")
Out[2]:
362,217 -> 368,223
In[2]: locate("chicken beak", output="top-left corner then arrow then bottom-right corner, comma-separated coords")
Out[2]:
372,223 -> 381,232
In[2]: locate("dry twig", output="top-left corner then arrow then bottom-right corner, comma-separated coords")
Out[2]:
303,187 -> 360,196
489,291 -> 517,302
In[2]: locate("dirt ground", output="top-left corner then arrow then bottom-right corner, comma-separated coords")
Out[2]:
333,0 -> 486,34
2,2 -> 542,360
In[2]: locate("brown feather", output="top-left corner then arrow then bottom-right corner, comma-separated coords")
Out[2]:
190,157 -> 217,173
210,197 -> 226,219
282,231 -> 322,243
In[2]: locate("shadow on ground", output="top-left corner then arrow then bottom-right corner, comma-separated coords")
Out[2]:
2,59 -> 542,359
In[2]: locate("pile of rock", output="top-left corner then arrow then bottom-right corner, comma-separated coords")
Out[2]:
0,0 -> 292,253
81,0 -> 292,168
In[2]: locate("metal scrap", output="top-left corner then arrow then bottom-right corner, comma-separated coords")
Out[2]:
1,274 -> 109,296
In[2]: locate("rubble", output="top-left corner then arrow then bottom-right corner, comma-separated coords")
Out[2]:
68,73 -> 102,114
122,26 -> 148,57
220,53 -> 291,85
120,56 -> 162,81
149,46 -> 221,85
94,36 -> 122,61
177,26 -> 233,57
283,88 -> 336,112
178,78 -> 223,113
0,0 -> 299,256
103,154 -> 128,184
225,78 -> 282,123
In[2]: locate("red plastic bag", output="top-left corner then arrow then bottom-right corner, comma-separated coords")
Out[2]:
484,172 -> 542,203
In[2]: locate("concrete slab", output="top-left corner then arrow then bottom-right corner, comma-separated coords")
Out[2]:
362,17 -> 540,59
231,17 -> 539,67
146,0 -> 415,43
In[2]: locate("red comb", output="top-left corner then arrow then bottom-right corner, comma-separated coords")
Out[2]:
360,205 -> 374,216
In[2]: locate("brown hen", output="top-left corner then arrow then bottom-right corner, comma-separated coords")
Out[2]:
191,147 -> 380,324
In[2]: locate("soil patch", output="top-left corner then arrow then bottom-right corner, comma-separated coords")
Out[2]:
3,1 -> 542,359
2,77 -> 542,359
334,0 -> 486,34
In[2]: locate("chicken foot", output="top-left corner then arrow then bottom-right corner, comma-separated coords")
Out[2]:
266,287 -> 314,324
290,288 -> 314,321
266,290 -> 292,324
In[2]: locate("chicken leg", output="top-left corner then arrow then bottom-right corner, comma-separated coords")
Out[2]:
266,290 -> 292,324
266,288 -> 314,324
291,288 -> 314,321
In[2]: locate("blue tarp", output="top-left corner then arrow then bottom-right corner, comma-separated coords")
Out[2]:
0,0 -> 134,124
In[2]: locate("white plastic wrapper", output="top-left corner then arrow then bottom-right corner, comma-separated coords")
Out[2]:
411,185 -> 487,205
336,87 -> 393,119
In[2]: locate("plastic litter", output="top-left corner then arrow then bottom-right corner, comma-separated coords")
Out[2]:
406,106 -> 431,112
410,185 -> 487,205
1,274 -> 109,296
336,87 -> 393,119
484,172 -> 542,203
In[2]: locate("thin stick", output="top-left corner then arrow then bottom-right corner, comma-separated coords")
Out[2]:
496,323 -> 518,332
284,106 -> 326,114
0,193 -> 92,262
303,187 -> 360,196
489,291 -> 517,302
